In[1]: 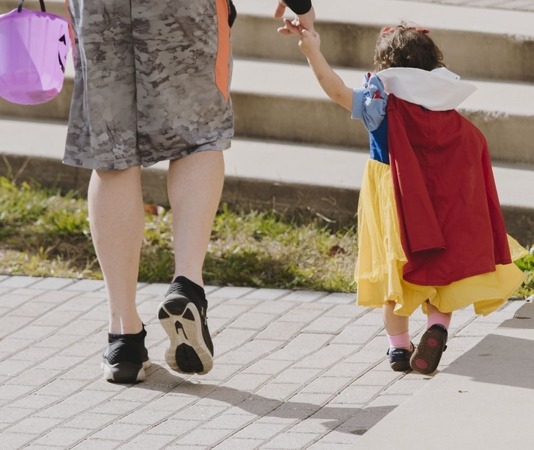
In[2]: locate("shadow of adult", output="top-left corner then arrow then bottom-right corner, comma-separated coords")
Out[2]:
138,363 -> 396,436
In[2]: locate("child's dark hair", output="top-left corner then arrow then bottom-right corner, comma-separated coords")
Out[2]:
374,22 -> 444,72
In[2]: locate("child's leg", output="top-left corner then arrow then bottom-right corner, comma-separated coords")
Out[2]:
383,301 -> 413,372
383,301 -> 410,349
426,302 -> 452,330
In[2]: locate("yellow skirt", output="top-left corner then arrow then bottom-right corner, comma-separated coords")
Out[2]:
354,160 -> 527,317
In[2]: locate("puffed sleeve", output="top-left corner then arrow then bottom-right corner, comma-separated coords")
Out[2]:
351,73 -> 388,132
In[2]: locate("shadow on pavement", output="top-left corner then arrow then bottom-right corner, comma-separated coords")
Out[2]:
445,302 -> 534,390
138,363 -> 396,436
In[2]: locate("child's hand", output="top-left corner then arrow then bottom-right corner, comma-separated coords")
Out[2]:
298,29 -> 321,57
277,17 -> 302,36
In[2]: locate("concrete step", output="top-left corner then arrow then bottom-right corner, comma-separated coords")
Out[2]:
2,0 -> 532,243
233,0 -> 534,83
232,59 -> 534,167
2,58 -> 533,166
3,0 -> 533,83
1,117 -> 533,245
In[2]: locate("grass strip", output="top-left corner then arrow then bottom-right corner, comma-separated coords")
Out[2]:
0,176 -> 532,296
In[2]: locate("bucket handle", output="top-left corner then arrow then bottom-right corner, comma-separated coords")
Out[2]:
17,0 -> 47,13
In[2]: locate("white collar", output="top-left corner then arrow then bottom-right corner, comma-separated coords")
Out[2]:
376,67 -> 477,111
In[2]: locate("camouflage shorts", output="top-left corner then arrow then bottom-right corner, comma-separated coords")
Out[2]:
64,0 -> 234,171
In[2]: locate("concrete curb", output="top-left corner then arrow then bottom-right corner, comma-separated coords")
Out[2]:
359,301 -> 534,450
1,152 -> 534,245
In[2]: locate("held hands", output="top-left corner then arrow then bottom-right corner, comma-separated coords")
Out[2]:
274,1 -> 316,35
273,1 -> 320,59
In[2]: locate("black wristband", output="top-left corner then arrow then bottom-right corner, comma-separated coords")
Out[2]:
283,0 -> 312,15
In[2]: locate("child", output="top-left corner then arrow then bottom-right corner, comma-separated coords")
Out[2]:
298,23 -> 527,374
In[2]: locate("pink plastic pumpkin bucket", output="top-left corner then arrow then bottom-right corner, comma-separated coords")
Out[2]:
0,1 -> 71,105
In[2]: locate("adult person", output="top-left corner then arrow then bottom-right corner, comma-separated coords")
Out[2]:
63,0 -> 315,384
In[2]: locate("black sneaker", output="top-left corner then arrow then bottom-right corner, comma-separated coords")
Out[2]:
157,276 -> 214,375
101,326 -> 150,383
387,343 -> 415,372
410,324 -> 448,375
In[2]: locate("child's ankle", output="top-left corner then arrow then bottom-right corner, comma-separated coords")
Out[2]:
387,331 -> 411,349
427,310 -> 451,330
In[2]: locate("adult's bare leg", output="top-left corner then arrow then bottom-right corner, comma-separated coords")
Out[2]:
167,151 -> 225,286
88,166 -> 145,335
157,150 -> 224,375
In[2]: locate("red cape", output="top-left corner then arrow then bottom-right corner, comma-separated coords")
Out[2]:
387,95 -> 512,286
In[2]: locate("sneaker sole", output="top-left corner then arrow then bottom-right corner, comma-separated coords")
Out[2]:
101,359 -> 151,384
158,296 -> 213,375
410,328 -> 447,375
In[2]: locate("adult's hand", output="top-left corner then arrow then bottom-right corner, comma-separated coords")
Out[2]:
295,8 -> 315,31
274,0 -> 287,20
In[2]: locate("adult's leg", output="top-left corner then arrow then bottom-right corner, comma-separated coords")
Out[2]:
157,150 -> 224,375
167,151 -> 225,286
88,166 -> 145,334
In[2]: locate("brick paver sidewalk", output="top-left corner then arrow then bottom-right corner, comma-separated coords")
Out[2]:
0,275 -> 522,449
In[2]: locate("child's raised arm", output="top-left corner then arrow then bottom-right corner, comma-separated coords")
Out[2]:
299,30 -> 353,112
